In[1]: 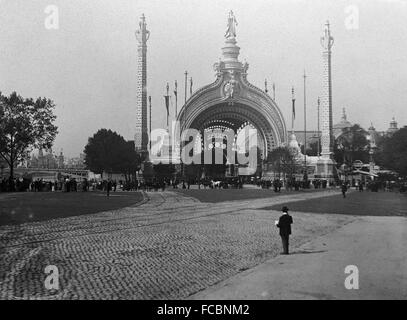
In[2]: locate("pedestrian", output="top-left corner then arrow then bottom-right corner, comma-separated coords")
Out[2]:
341,182 -> 348,198
275,206 -> 293,255
107,180 -> 112,197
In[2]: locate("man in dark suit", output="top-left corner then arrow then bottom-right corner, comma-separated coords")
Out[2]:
276,206 -> 293,255
341,182 -> 348,198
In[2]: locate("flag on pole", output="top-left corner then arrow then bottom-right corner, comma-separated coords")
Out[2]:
189,77 -> 193,96
164,95 -> 170,126
174,80 -> 177,97
292,87 -> 296,120
164,95 -> 170,118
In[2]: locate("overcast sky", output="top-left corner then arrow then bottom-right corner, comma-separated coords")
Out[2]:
1,0 -> 406,157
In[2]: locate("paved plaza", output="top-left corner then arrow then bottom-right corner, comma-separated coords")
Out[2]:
0,189 -> 353,300
191,215 -> 407,300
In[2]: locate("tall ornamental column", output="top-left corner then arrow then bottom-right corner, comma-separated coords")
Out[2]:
135,14 -> 150,153
320,21 -> 334,159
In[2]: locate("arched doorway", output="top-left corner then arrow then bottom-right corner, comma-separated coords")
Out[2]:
173,15 -> 288,178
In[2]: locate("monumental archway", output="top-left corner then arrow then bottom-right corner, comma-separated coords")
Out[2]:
176,11 -> 287,165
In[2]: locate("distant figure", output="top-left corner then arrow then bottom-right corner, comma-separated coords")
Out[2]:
341,182 -> 348,198
276,206 -> 293,255
107,180 -> 112,197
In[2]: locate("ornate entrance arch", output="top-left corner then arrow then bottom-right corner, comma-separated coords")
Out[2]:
176,15 -> 287,160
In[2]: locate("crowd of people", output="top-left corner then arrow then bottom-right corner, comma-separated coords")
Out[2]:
0,177 -> 30,192
257,178 -> 330,192
117,177 -> 244,192
0,176 -> 90,192
1,175 -> 407,193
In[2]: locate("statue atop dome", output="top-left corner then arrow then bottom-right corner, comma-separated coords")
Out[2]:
225,10 -> 238,39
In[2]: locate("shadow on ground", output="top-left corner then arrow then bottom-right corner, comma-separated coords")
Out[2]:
0,191 -> 144,226
261,191 -> 407,217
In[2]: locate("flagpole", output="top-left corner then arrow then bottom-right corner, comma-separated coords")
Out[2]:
303,70 -> 307,181
174,80 -> 178,118
149,96 -> 152,152
292,87 -> 295,134
169,95 -> 174,165
166,82 -> 169,129
317,97 -> 320,158
183,71 -> 188,178
184,71 -> 188,105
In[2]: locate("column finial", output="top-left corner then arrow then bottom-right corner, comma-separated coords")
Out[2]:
321,20 -> 334,51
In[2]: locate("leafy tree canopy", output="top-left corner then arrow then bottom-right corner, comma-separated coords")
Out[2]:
84,129 -> 142,176
375,126 -> 407,177
267,146 -> 297,177
0,91 -> 58,178
334,124 -> 369,166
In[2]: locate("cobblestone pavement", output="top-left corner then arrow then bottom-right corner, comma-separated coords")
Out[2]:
0,190 -> 354,300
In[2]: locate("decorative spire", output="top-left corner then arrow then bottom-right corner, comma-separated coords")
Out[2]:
321,20 -> 334,51
264,79 -> 268,94
341,107 -> 347,121
135,13 -> 150,44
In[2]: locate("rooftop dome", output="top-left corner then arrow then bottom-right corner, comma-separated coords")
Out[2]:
387,117 -> 398,135
333,108 -> 352,138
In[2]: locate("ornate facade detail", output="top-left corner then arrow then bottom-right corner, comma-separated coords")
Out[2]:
213,60 -> 225,77
176,12 -> 288,157
223,71 -> 239,99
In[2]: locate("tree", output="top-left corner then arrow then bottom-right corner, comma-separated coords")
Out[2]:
121,141 -> 143,181
307,139 -> 320,156
267,146 -> 297,179
84,129 -> 142,180
334,124 -> 369,167
300,140 -> 320,156
154,163 -> 176,179
375,126 -> 407,177
0,91 -> 58,180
